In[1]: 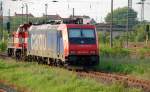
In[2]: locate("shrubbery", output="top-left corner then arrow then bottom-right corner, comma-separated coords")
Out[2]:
96,56 -> 150,80
129,25 -> 146,42
0,41 -> 7,52
100,44 -> 130,57
0,30 -> 9,52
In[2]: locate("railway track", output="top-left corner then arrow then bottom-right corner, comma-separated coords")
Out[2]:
0,89 -> 6,92
0,53 -> 8,59
0,53 -> 150,92
77,71 -> 150,92
0,82 -> 18,92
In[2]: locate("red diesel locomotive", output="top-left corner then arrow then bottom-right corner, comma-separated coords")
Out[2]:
7,23 -> 31,58
7,21 -> 99,66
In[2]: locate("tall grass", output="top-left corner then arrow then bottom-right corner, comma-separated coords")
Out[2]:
96,56 -> 150,80
0,59 -> 141,92
0,41 -> 7,52
97,43 -> 150,80
100,44 -> 130,57
0,30 -> 8,52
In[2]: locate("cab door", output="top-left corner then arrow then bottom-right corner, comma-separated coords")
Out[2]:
57,31 -> 63,58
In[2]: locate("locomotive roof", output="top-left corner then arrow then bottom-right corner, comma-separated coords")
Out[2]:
66,24 -> 95,29
29,24 -> 95,31
29,24 -> 59,31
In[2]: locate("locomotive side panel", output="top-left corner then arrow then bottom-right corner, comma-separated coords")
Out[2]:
27,25 -> 64,61
28,27 -> 48,56
46,29 -> 58,58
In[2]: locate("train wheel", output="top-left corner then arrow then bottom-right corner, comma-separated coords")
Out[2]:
28,56 -> 31,62
27,55 -> 32,62
7,49 -> 11,57
24,56 -> 28,62
54,59 -> 57,66
33,56 -> 36,62
26,56 -> 29,62
15,51 -> 21,61
57,60 -> 63,67
37,57 -> 42,64
48,58 -> 54,66
43,58 -> 47,64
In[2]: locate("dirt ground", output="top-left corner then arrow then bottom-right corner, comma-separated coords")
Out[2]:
0,83 -> 17,92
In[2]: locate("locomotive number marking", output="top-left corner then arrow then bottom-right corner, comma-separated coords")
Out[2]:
31,34 -> 46,50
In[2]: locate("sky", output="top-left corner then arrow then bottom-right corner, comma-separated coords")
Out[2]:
2,0 -> 150,22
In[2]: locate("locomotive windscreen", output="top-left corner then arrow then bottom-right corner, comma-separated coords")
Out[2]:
68,29 -> 96,44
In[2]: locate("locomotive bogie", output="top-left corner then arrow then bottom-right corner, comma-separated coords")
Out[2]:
66,55 -> 99,66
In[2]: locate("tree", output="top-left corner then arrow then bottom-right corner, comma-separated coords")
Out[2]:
105,7 -> 138,29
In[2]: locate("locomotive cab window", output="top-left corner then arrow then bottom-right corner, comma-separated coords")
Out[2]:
69,29 -> 95,38
68,28 -> 96,44
82,29 -> 95,38
69,29 -> 81,38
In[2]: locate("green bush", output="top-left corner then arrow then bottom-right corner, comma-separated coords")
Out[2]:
100,44 -> 130,57
98,32 -> 110,44
0,41 -> 7,52
129,24 -> 149,42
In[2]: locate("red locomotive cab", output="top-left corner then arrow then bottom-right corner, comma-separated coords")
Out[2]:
68,25 -> 99,55
60,24 -> 99,66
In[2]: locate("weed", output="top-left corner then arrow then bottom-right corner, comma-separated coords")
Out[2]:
0,59 -> 142,92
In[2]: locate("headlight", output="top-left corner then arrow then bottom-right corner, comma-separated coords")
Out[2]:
90,50 -> 96,54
